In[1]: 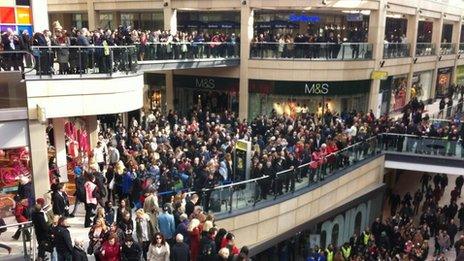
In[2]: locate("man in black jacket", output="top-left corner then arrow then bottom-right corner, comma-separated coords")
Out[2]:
53,217 -> 73,260
31,201 -> 50,260
121,236 -> 142,261
171,233 -> 190,261
52,183 -> 70,216
70,170 -> 86,217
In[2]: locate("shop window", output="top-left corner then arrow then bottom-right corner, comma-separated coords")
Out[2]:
442,24 -> 453,43
121,13 -> 135,28
72,13 -> 88,29
331,224 -> 339,246
0,147 -> 31,216
99,13 -> 114,29
417,21 -> 433,42
354,212 -> 363,235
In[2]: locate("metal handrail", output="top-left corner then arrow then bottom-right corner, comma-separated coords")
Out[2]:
0,221 -> 32,229
0,50 -> 37,74
201,136 -> 377,192
31,45 -> 136,49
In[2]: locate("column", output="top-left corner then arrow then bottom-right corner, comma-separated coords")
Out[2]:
430,15 -> 444,97
53,118 -> 68,183
238,4 -> 254,120
367,1 -> 387,114
163,0 -> 177,34
86,115 -> 98,150
406,11 -> 420,103
87,0 -> 97,30
165,71 -> 174,111
452,18 -> 462,83
31,0 -> 49,32
28,120 -> 50,199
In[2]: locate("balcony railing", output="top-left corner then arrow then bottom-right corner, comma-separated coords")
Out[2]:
134,42 -> 239,60
383,43 -> 411,58
439,43 -> 457,55
0,50 -> 36,73
415,42 -> 436,56
197,132 -> 464,217
30,45 -> 137,78
459,44 -> 464,55
200,136 -> 380,216
250,42 -> 373,61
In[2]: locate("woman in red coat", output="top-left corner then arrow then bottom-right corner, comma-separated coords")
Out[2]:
188,218 -> 201,261
99,233 -> 120,261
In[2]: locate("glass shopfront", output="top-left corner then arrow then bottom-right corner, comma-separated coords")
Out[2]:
173,75 -> 239,115
0,119 -> 31,216
144,73 -> 166,112
411,70 -> 433,102
254,10 -> 370,42
177,11 -> 240,34
249,80 -> 370,119
120,11 -> 164,30
436,67 -> 453,98
379,74 -> 407,115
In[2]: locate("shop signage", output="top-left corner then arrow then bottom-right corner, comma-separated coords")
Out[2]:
195,78 -> 215,89
435,67 -> 453,98
250,80 -> 371,96
305,83 -> 329,95
346,13 -> 364,22
371,71 -> 388,80
174,75 -> 239,92
288,13 -> 320,23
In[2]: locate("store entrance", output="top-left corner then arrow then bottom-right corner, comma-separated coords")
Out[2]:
194,90 -> 230,113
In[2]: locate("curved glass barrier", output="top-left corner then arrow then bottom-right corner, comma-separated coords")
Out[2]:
134,42 -> 239,60
383,43 -> 411,58
199,136 -> 380,216
30,46 -> 138,77
416,43 -> 436,56
380,133 -> 464,158
0,50 -> 36,74
439,43 -> 457,55
249,42 -> 373,60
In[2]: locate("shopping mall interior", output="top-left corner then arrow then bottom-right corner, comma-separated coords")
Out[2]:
1,0 -> 464,260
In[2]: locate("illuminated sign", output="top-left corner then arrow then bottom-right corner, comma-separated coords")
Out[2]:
288,13 -> 320,23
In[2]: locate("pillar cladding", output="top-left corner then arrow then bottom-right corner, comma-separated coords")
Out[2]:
31,0 -> 49,32
28,119 -> 50,199
165,71 -> 174,112
53,118 -> 68,183
239,4 -> 254,120
86,115 -> 99,150
164,0 -> 177,34
367,0 -> 387,114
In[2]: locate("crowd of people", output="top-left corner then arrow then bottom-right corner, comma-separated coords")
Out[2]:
0,25 -> 239,74
0,93 -> 462,260
294,173 -> 464,260
250,28 -> 369,60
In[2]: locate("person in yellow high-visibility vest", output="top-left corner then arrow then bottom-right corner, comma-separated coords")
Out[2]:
325,244 -> 334,261
361,228 -> 372,246
341,242 -> 351,260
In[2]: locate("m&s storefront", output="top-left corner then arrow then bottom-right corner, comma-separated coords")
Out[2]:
248,79 -> 371,118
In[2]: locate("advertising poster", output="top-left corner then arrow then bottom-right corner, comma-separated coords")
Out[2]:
435,67 -> 453,98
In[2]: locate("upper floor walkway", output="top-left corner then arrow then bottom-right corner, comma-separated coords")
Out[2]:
191,133 -> 464,254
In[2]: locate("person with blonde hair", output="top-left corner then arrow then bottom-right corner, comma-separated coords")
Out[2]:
188,218 -> 201,261
88,218 -> 108,259
135,208 -> 153,260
